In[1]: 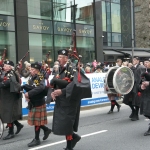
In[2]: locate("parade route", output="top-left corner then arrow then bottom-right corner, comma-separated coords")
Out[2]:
29,130 -> 108,150
1,104 -> 150,150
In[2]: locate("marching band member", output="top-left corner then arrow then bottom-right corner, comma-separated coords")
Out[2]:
22,62 -> 51,147
0,60 -> 22,140
50,49 -> 82,150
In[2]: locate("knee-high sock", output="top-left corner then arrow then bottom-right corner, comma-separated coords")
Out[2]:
128,102 -> 135,112
66,135 -> 72,149
40,125 -> 48,132
114,100 -> 119,107
7,123 -> 14,134
135,106 -> 139,115
35,126 -> 40,140
14,120 -> 21,127
110,100 -> 116,111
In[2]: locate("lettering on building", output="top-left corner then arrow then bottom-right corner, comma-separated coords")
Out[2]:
57,27 -> 72,33
79,29 -> 92,34
0,20 -> 10,28
33,23 -> 49,30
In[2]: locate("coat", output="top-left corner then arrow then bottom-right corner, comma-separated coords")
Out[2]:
0,70 -> 22,123
139,69 -> 150,117
123,65 -> 145,106
52,63 -> 91,135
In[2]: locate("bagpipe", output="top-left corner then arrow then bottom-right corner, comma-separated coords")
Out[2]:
15,51 -> 29,72
46,30 -> 92,104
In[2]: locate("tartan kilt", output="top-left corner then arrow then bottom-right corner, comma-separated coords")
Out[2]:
28,104 -> 48,126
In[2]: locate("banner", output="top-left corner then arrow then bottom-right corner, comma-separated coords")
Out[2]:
22,73 -> 109,116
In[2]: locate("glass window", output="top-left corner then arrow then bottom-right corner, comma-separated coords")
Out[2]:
53,0 -> 73,22
111,3 -> 121,33
29,33 -> 54,65
107,32 -> 111,46
0,0 -> 14,15
75,0 -> 94,25
111,0 -> 120,3
134,6 -> 141,13
0,31 -> 16,63
27,0 -> 52,20
102,1 -> 106,31
112,32 -> 121,47
106,2 -> 111,32
76,36 -> 95,63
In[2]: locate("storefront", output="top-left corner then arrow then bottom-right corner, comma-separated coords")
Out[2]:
0,0 -> 137,65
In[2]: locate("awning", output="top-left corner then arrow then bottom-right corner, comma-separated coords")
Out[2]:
103,50 -> 123,55
122,51 -> 150,57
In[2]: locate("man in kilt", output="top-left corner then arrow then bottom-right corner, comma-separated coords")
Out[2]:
23,62 -> 51,147
50,49 -> 81,150
0,60 -> 22,140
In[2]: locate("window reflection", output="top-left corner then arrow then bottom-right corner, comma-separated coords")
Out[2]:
75,0 -> 94,25
0,31 -> 16,63
53,0 -> 73,22
28,0 -> 52,20
102,1 -> 106,31
29,33 -> 53,64
0,0 -> 14,15
111,3 -> 121,33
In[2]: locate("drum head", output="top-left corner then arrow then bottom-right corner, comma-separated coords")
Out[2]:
113,66 -> 134,95
105,66 -> 119,93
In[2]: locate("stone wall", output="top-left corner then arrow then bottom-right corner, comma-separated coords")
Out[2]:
134,0 -> 150,48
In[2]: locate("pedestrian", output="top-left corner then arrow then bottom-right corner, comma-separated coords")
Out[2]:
123,56 -> 146,121
50,49 -> 81,150
22,62 -> 51,147
0,60 -> 23,140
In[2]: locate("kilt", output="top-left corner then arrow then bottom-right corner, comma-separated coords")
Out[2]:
28,104 -> 47,126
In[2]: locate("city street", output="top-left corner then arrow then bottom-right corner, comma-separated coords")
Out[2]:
0,104 -> 150,150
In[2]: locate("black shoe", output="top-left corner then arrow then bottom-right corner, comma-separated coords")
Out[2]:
131,114 -> 139,121
28,139 -> 40,147
129,111 -> 134,118
117,105 -> 121,112
72,134 -> 81,148
3,133 -> 14,140
107,110 -> 113,114
43,128 -> 52,140
15,124 -> 24,134
144,126 -> 150,136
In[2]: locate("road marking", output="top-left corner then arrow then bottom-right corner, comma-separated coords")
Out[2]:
28,130 -> 108,150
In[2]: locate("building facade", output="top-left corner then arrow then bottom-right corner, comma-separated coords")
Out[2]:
0,0 -> 136,65
134,0 -> 150,48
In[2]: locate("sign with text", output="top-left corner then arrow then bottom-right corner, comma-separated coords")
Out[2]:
0,15 -> 15,31
28,19 -> 52,34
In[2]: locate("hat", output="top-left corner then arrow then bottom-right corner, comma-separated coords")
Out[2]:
133,56 -> 140,60
31,62 -> 41,70
58,49 -> 69,56
4,60 -> 14,67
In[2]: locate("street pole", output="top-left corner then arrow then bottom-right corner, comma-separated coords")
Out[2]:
131,0 -> 134,59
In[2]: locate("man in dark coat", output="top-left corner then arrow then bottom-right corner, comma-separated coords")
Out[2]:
51,49 -> 82,150
123,56 -> 145,121
0,60 -> 22,140
139,61 -> 150,135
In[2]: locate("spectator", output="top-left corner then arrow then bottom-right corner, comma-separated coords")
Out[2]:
95,66 -> 103,73
21,61 -> 31,78
85,66 -> 91,73
52,64 -> 59,75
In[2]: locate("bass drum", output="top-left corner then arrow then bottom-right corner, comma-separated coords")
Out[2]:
105,66 -> 134,95
0,118 -> 4,139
